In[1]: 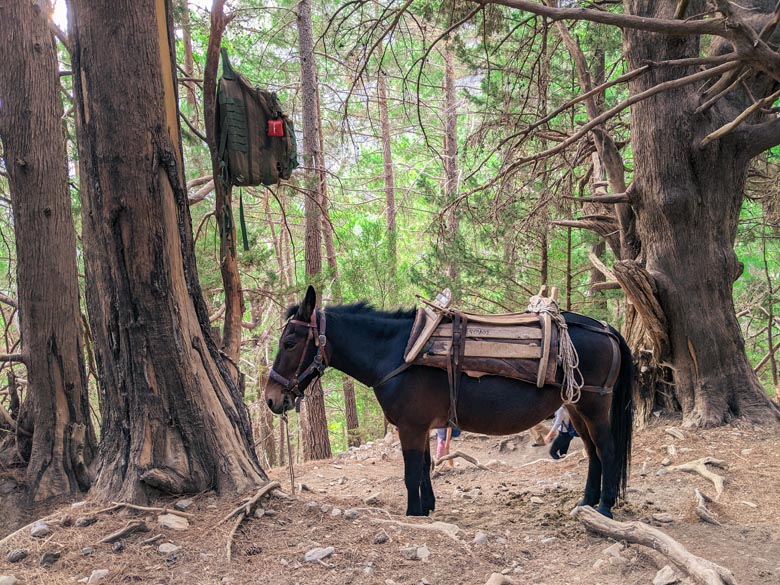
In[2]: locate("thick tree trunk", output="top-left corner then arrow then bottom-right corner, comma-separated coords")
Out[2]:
624,1 -> 779,426
343,376 -> 360,448
297,0 -> 331,460
0,0 -> 97,501
69,0 -> 266,502
204,0 -> 244,381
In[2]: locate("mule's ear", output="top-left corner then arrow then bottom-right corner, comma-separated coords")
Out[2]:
299,285 -> 317,320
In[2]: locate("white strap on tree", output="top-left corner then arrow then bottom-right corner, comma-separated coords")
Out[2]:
527,293 -> 584,405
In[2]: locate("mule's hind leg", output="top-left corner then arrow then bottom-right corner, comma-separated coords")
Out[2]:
571,399 -> 618,518
568,408 -> 602,508
420,438 -> 436,515
398,426 -> 432,516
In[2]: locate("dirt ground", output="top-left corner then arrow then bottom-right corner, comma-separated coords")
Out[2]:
1,416 -> 779,585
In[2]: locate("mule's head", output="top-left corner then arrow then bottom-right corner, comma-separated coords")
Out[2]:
265,286 -> 323,414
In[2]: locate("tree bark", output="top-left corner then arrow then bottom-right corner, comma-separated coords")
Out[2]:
442,40 -> 460,288
297,0 -> 331,460
0,0 -> 97,501
624,0 -> 780,426
377,64 -> 398,306
69,0 -> 266,502
203,0 -> 244,381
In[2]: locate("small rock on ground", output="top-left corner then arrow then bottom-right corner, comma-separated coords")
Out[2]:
653,565 -> 680,585
158,543 -> 181,555
87,569 -> 110,583
304,546 -> 334,562
6,550 -> 28,563
30,520 -> 50,538
39,551 -> 61,566
75,516 -> 97,527
0,577 -> 18,585
364,493 -> 381,505
158,513 -> 189,531
653,513 -> 675,523
82,547 -> 94,556
400,545 -> 430,561
373,532 -> 388,544
485,573 -> 515,585
344,508 -> 359,520
529,496 -> 544,504
473,532 -> 489,545
174,498 -> 194,511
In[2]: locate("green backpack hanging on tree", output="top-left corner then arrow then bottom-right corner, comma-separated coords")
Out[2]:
216,48 -> 298,187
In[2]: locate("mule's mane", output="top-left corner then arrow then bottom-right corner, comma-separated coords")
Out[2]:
286,301 -> 415,321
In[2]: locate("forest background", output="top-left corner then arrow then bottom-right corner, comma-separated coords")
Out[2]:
1,0 -> 779,497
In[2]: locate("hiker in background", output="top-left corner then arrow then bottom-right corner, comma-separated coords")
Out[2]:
545,406 -> 578,459
435,426 -> 461,467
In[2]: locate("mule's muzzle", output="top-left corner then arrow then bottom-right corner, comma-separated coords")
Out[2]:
265,382 -> 294,415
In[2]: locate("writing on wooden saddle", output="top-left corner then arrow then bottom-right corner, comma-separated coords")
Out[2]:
403,287 -> 562,389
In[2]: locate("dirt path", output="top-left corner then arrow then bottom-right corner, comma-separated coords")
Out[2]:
1,418 -> 779,584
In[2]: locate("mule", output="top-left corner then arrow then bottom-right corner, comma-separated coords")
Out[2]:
265,286 -> 633,518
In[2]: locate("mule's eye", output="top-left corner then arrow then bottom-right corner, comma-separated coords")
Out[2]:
283,337 -> 297,349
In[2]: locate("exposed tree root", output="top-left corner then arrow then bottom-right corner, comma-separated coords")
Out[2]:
433,450 -> 491,476
694,488 -> 721,526
671,457 -> 727,498
139,533 -> 165,546
371,518 -> 462,543
103,501 -> 195,518
99,520 -> 150,543
572,506 -> 737,585
225,511 -> 246,561
216,480 -> 281,527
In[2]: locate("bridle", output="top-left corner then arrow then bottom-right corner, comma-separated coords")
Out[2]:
268,309 -> 329,404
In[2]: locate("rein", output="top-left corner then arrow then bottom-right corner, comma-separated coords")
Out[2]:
268,309 -> 329,403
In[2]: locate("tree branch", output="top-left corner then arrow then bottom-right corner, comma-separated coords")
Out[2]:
0,293 -> 17,309
0,354 -> 24,364
699,87 -> 780,149
740,115 -> 780,157
564,194 -> 630,204
480,0 -> 726,36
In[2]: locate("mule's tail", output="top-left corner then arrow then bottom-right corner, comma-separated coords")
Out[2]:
610,330 -> 634,499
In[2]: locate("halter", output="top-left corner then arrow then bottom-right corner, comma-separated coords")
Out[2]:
268,309 -> 329,402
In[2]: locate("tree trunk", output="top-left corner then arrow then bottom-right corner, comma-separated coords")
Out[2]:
624,1 -> 780,426
69,0 -> 266,502
297,0 -> 331,460
442,40 -> 460,288
377,65 -> 398,306
343,376 -> 360,448
0,0 -> 97,501
204,0 -> 244,381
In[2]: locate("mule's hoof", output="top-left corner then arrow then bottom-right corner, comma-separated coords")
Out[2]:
595,505 -> 613,519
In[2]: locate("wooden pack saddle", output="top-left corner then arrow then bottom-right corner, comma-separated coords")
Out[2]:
403,289 -> 559,388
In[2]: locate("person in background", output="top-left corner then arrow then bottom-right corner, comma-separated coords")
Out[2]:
435,426 -> 461,467
544,406 -> 578,459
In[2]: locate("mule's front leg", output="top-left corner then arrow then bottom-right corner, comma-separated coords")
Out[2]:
402,449 -> 425,516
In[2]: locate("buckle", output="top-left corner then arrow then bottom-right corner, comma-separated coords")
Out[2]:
318,334 -> 327,347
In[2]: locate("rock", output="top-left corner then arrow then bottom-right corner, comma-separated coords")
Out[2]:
87,569 -> 110,583
306,501 -> 319,510
39,551 -> 61,566
255,508 -> 265,519
330,507 -> 342,517
263,509 -> 278,517
75,516 -> 97,527
364,493 -> 381,505
529,496 -> 544,504
417,545 -> 430,561
653,513 -> 675,523
373,532 -> 388,544
304,546 -> 334,563
400,545 -> 429,561
320,504 -> 332,514
6,549 -> 28,563
0,577 -> 18,585
60,514 -> 74,527
603,542 -> 623,558
0,480 -> 17,494
485,573 -> 515,585
112,541 -> 125,553
661,457 -> 671,466
653,565 -> 680,585
158,543 -> 181,556
30,520 -> 51,538
158,513 -> 189,531
82,547 -> 94,556
174,498 -> 194,512
540,537 -> 556,545
344,508 -> 359,520
473,532 -> 489,545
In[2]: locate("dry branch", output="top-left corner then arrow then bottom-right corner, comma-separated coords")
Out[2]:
0,512 -> 65,548
572,506 -> 737,585
694,488 -> 721,525
565,194 -> 631,204
108,501 -> 195,518
139,533 -> 165,546
225,511 -> 246,561
216,480 -> 281,527
433,450 -> 491,472
99,520 -> 150,543
371,518 -> 462,543
671,458 -> 727,497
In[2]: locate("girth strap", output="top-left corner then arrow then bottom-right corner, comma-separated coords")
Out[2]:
447,312 -> 468,427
